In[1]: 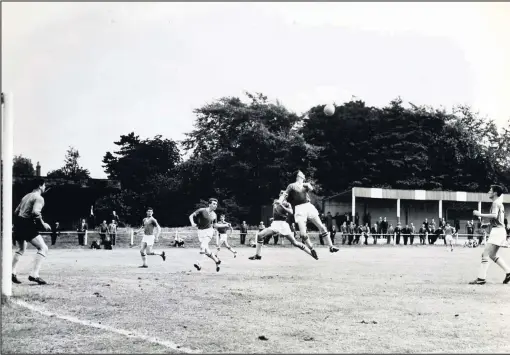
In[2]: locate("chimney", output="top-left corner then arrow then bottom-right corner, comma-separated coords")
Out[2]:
36,162 -> 41,176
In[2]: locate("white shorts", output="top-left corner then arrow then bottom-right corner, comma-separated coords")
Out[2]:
445,234 -> 453,243
141,234 -> 155,246
197,228 -> 214,250
294,202 -> 319,224
269,220 -> 292,236
218,233 -> 228,243
487,228 -> 507,246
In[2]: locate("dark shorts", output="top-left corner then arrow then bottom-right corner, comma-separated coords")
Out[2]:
14,217 -> 40,243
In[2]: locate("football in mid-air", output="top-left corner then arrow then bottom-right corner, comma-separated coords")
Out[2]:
324,103 -> 335,116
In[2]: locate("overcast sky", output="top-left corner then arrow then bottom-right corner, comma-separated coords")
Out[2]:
3,2 -> 510,178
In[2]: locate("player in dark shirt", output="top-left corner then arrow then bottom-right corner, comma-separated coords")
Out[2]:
249,191 -> 317,261
189,198 -> 222,272
12,178 -> 52,285
281,170 -> 339,255
214,214 -> 237,258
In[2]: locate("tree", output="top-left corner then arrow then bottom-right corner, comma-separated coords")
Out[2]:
181,92 -> 320,223
99,133 -> 182,225
47,146 -> 90,179
13,155 -> 35,176
301,98 -> 509,195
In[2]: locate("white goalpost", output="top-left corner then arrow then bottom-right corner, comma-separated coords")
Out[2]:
1,92 -> 14,302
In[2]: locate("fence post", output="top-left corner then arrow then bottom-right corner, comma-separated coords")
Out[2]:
84,231 -> 88,245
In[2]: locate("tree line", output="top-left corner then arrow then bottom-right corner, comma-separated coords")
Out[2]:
14,92 -> 510,226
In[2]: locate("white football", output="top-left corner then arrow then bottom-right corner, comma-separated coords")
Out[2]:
324,104 -> 335,116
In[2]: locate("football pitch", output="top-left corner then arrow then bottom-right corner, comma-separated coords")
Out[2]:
2,245 -> 510,354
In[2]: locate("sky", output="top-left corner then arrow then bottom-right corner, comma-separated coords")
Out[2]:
3,2 -> 510,179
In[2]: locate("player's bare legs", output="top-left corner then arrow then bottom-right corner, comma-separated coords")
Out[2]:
223,240 -> 237,258
470,243 -> 510,284
147,244 -> 166,261
284,234 -> 317,259
27,235 -> 49,284
309,215 -> 339,252
249,228 -> 273,259
195,239 -> 221,272
140,242 -> 149,268
295,220 -> 318,260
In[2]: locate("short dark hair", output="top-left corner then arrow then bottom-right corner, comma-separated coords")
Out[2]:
147,207 -> 153,211
33,178 -> 45,190
209,198 -> 218,204
220,214 -> 225,217
491,185 -> 504,197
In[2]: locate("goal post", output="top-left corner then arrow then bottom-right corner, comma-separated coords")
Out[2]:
1,92 -> 14,302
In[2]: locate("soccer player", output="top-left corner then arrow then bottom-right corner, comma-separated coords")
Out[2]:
443,222 -> 455,252
135,207 -> 165,268
12,178 -> 52,285
469,185 -> 510,285
280,170 -> 339,254
249,191 -> 317,260
215,214 -> 237,258
189,198 -> 222,272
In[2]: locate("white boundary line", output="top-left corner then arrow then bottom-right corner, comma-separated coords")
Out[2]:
11,299 -> 202,354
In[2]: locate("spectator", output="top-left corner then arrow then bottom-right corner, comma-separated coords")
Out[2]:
172,234 -> 185,247
354,224 -> 362,245
409,223 -> 416,245
366,212 -> 371,227
347,222 -> 355,245
466,221 -> 474,244
108,220 -> 117,246
239,221 -> 248,245
371,223 -> 378,244
99,220 -> 108,246
387,224 -> 394,244
355,212 -> 360,227
454,219 -> 460,233
381,217 -> 389,240
394,222 -> 403,245
419,223 -> 428,245
341,222 -> 348,245
51,222 -> 61,246
77,219 -> 88,246
423,218 -> 429,232
362,223 -> 370,245
402,224 -> 411,245
334,212 -> 342,233
377,217 -> 383,234
88,206 -> 96,229
111,210 -> 120,225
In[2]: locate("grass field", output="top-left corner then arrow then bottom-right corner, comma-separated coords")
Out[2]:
2,244 -> 510,354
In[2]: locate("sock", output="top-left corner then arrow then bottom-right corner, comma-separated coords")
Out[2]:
477,259 -> 490,280
31,252 -> 46,278
255,243 -> 262,256
320,232 -> 334,247
12,252 -> 22,275
494,257 -> 510,274
207,252 -> 218,263
141,254 -> 147,266
227,246 -> 236,254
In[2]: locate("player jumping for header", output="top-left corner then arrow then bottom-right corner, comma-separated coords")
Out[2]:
249,191 -> 318,260
189,198 -> 222,272
215,214 -> 237,258
135,207 -> 165,268
469,185 -> 510,285
280,170 -> 340,255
